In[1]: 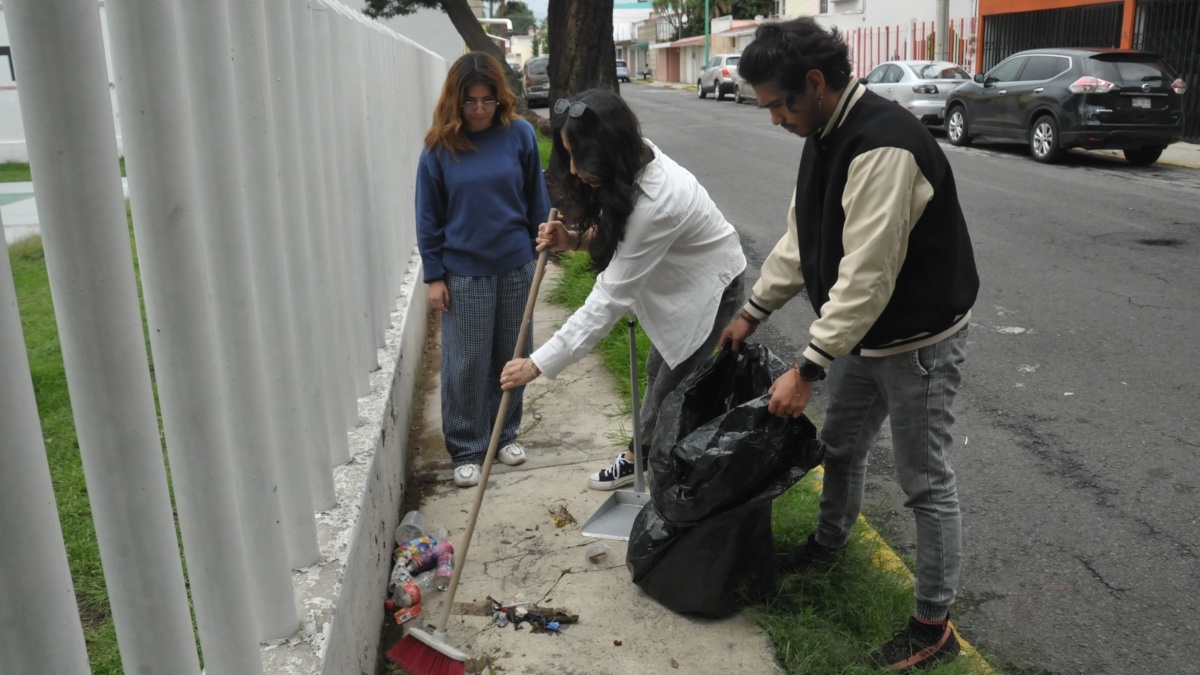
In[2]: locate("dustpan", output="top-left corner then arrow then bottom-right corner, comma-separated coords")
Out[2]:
580,312 -> 650,540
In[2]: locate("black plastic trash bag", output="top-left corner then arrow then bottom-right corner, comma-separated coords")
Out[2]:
625,500 -> 776,618
626,344 -> 824,617
649,343 -> 824,528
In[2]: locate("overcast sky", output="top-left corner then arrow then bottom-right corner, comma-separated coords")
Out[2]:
523,0 -> 549,20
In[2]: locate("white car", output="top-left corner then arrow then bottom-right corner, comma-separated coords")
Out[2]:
698,53 -> 740,101
861,60 -> 971,125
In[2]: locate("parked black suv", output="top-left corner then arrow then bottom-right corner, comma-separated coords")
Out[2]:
945,48 -> 1187,165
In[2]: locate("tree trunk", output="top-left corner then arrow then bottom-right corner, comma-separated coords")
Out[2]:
544,0 -> 618,219
547,0 -> 618,107
438,0 -> 541,128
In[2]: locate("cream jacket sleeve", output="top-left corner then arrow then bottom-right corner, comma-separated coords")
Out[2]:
801,147 -> 934,367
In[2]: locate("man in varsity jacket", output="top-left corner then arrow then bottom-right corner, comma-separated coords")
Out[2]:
719,17 -> 980,672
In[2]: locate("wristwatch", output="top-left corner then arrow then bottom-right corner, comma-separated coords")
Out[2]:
798,359 -> 826,382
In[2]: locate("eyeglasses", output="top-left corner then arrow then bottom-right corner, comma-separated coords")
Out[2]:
553,99 -> 588,117
462,98 -> 498,111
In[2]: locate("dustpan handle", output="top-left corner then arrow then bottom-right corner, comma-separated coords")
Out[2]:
628,313 -> 645,493
433,208 -> 557,636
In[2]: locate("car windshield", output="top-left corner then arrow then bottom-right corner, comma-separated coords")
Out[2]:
527,60 -> 548,75
1088,55 -> 1174,86
727,56 -> 740,66
916,63 -> 970,80
616,61 -> 627,68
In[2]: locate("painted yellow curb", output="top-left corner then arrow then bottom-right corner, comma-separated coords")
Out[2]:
809,467 -> 995,674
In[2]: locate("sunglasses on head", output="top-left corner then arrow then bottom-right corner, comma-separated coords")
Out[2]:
553,99 -> 588,117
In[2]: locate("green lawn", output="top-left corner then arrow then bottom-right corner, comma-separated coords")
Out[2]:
0,161 -> 33,183
547,251 -> 995,674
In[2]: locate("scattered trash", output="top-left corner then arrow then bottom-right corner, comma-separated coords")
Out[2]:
548,504 -> 577,528
386,535 -> 455,620
670,657 -> 680,668
585,542 -> 612,570
486,595 -> 578,636
614,640 -> 623,647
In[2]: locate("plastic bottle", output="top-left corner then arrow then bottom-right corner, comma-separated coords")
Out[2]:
413,570 -> 437,596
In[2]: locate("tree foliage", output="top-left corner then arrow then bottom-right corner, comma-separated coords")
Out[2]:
498,1 -> 537,35
652,0 -> 774,39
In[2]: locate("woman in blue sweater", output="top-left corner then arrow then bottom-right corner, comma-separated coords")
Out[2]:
415,52 -> 551,487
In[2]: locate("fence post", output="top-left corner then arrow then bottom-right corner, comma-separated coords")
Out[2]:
313,2 -> 368,420
290,0 -> 353,466
174,0 -> 301,640
4,1 -> 202,672
0,212 -> 92,675
263,0 -> 339,509
225,0 -> 323,569
105,0 -> 264,669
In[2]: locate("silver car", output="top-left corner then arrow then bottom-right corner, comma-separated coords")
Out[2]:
698,53 -> 740,101
733,74 -> 758,104
862,60 -> 971,125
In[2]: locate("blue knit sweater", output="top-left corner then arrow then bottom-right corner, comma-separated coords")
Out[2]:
415,118 -> 550,282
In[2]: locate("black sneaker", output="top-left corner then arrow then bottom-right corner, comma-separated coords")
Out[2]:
869,616 -> 962,671
774,534 -> 842,574
587,453 -> 635,491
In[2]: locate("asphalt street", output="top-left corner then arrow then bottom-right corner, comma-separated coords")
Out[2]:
618,84 -> 1200,675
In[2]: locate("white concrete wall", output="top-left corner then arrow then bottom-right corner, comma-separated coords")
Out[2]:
0,4 -> 123,163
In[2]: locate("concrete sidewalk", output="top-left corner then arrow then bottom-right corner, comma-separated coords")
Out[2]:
398,263 -> 782,674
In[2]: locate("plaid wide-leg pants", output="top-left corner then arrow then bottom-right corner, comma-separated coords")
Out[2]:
440,261 -> 535,468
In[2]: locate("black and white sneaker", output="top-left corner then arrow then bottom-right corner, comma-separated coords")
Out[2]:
587,453 -> 635,491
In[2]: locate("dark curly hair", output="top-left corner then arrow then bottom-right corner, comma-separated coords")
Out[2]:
739,18 -> 853,98
549,89 -> 652,272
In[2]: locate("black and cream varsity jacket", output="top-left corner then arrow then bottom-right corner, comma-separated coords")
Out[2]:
743,81 -> 979,368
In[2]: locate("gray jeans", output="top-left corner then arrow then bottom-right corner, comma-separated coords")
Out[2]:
632,273 -> 744,460
816,326 -> 969,622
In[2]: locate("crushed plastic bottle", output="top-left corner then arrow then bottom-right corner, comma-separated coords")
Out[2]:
413,570 -> 437,596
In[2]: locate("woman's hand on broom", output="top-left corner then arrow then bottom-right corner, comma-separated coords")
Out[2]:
537,218 -> 576,252
500,357 -> 541,391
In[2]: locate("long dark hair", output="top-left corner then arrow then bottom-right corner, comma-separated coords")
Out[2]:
550,89 -> 651,272
424,52 -> 518,156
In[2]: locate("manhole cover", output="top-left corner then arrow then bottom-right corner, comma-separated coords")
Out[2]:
1135,238 -> 1185,247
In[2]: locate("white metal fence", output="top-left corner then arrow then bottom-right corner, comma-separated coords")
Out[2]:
0,0 -> 444,672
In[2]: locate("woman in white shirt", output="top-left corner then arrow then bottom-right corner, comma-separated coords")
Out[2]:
499,88 -> 746,490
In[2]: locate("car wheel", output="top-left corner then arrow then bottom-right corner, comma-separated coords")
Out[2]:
946,106 -> 972,147
1123,146 -> 1165,166
735,84 -> 744,104
1029,115 -> 1062,163
715,82 -> 725,101
698,80 -> 706,98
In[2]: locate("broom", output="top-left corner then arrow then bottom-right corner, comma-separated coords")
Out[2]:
387,209 -> 558,675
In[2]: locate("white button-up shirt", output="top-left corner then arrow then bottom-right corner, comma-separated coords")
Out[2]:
531,140 -> 746,379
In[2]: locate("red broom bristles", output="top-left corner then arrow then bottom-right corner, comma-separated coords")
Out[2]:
385,634 -> 466,675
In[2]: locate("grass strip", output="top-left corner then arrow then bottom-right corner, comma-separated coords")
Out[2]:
547,251 -> 996,674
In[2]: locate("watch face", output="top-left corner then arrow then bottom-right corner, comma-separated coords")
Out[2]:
800,362 -> 824,381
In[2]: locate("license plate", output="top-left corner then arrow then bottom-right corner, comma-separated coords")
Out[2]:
1133,97 -> 1151,109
